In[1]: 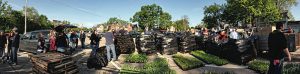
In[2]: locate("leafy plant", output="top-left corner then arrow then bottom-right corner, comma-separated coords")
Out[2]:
121,58 -> 176,74
191,50 -> 229,66
173,54 -> 205,70
125,53 -> 148,63
283,63 -> 300,74
247,59 -> 269,74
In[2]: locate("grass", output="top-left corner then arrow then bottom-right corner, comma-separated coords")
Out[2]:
125,53 -> 148,63
191,50 -> 229,66
173,53 -> 205,70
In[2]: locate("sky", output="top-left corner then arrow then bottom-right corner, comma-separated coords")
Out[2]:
3,0 -> 300,28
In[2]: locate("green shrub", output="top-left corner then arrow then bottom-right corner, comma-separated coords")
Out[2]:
125,53 -> 148,63
121,58 -> 176,74
247,59 -> 269,74
173,54 -> 205,70
191,50 -> 229,66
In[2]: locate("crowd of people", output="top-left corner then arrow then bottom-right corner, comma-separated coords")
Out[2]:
0,27 -> 20,65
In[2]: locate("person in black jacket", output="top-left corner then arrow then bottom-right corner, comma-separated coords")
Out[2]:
80,30 -> 86,49
90,30 -> 100,56
268,22 -> 291,74
56,32 -> 69,53
0,31 -> 7,59
10,27 -> 20,65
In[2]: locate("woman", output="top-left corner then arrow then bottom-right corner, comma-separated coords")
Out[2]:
69,31 -> 78,53
37,32 -> 46,53
56,32 -> 69,53
90,30 -> 100,56
49,30 -> 56,52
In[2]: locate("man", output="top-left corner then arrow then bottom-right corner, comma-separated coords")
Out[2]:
0,30 -> 7,60
268,22 -> 291,74
90,30 -> 100,55
80,30 -> 86,49
11,27 -> 20,65
229,28 -> 239,40
105,26 -> 117,61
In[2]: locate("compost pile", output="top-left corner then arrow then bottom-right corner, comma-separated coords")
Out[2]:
161,33 -> 178,55
178,32 -> 197,52
29,53 -> 78,74
115,34 -> 135,54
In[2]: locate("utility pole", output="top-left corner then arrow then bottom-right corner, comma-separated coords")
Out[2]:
24,0 -> 28,34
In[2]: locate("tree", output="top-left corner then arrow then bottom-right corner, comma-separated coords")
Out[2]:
202,3 -> 224,29
174,16 -> 189,31
131,4 -> 172,30
0,0 -> 54,33
106,17 -> 129,26
221,0 -> 281,27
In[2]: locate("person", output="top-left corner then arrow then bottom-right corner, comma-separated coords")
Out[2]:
268,22 -> 291,74
0,31 -> 7,60
90,30 -> 100,55
69,31 -> 78,53
217,30 -> 228,44
37,32 -> 46,53
229,28 -> 239,40
56,32 -> 69,53
105,26 -> 117,61
10,27 -> 20,65
49,30 -> 56,52
79,30 -> 86,49
6,32 -> 13,62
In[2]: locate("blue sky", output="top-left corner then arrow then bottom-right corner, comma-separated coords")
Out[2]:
4,0 -> 300,28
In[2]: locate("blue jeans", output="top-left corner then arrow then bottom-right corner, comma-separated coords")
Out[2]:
268,58 -> 284,74
106,44 -> 116,61
0,47 -> 4,58
90,43 -> 99,56
11,47 -> 18,63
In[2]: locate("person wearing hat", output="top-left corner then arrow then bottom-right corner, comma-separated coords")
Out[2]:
10,27 -> 20,65
0,30 -> 7,60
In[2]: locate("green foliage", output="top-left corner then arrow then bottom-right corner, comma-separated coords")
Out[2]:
0,0 -> 53,33
121,58 -> 176,74
191,50 -> 229,66
222,0 -> 281,26
202,3 -> 224,29
131,4 -> 172,30
106,17 -> 129,25
173,16 -> 190,31
173,54 -> 205,70
247,59 -> 269,74
283,63 -> 300,74
125,53 -> 148,63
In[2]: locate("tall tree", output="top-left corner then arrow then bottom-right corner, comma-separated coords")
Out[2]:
174,16 -> 189,31
202,3 -> 224,29
131,4 -> 172,30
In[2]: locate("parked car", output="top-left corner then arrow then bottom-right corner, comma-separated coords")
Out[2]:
20,30 -> 50,53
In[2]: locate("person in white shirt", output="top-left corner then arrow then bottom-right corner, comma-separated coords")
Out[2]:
230,28 -> 239,39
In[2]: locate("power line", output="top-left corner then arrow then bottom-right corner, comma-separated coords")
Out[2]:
49,0 -> 102,17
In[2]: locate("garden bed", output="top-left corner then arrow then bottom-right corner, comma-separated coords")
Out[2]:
247,59 -> 269,74
191,50 -> 229,66
125,53 -> 148,63
121,58 -> 176,74
172,54 -> 205,70
283,63 -> 300,74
